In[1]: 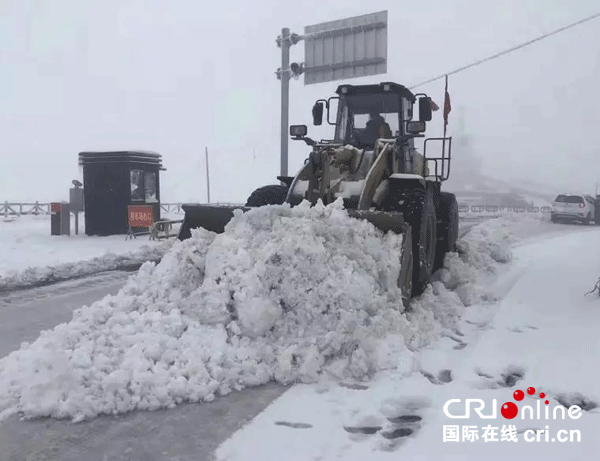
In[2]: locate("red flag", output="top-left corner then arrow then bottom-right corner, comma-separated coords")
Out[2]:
443,90 -> 451,126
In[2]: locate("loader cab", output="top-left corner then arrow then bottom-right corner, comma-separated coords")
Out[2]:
331,82 -> 416,149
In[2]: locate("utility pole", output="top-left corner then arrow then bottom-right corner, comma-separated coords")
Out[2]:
205,146 -> 211,203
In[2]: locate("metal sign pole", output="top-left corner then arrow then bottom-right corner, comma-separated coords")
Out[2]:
280,27 -> 291,177
274,11 -> 387,177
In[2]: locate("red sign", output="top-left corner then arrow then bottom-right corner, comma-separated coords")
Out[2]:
51,202 -> 62,212
128,205 -> 154,227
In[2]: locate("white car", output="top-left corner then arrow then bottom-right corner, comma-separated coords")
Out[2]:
551,194 -> 596,224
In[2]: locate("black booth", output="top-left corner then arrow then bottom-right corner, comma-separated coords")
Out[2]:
78,151 -> 165,236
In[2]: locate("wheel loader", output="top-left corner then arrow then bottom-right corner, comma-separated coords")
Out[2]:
178,81 -> 458,309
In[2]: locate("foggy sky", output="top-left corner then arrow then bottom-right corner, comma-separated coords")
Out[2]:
1,0 -> 599,203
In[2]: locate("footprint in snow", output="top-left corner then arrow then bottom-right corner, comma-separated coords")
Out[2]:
466,320 -> 489,328
343,425 -> 382,435
421,369 -> 453,385
274,421 -> 312,429
555,393 -> 599,412
339,382 -> 369,390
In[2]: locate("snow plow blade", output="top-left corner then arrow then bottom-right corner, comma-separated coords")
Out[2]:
177,203 -> 252,240
178,204 -> 409,240
177,204 -> 251,240
346,210 -> 409,235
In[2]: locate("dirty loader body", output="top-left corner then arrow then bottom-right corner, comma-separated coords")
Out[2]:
178,82 -> 457,309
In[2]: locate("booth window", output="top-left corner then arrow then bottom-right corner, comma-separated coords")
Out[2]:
145,171 -> 157,202
131,170 -> 158,202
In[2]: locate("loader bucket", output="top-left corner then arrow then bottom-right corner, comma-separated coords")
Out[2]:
348,209 -> 413,309
346,210 -> 409,235
177,204 -> 250,240
178,205 -> 410,240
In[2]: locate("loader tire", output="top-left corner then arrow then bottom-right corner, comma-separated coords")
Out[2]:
402,187 -> 437,298
434,192 -> 459,272
245,184 -> 289,207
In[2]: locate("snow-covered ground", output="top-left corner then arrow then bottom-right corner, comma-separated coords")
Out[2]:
1,201 -> 599,459
216,214 -> 600,460
0,214 -> 181,291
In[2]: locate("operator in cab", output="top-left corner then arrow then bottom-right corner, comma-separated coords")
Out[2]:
362,112 -> 392,148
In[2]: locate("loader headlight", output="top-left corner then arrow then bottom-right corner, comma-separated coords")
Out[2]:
290,124 -> 307,137
406,121 -> 426,133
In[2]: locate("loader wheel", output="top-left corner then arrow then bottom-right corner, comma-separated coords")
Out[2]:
402,187 -> 437,298
245,184 -> 289,207
434,192 -> 459,272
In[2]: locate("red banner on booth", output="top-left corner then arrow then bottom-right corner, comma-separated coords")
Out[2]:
128,205 -> 154,228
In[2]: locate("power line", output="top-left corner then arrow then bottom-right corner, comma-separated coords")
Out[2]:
409,11 -> 600,90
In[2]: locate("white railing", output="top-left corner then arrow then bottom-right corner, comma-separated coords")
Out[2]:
1,201 -> 552,218
0,202 -> 248,218
1,202 -> 49,217
458,204 -> 552,214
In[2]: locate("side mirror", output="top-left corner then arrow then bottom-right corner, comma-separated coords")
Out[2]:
312,102 -> 324,126
290,124 -> 307,138
419,97 -> 433,122
406,121 -> 426,133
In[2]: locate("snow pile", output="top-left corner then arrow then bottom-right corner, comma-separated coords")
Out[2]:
0,240 -> 175,292
437,216 -> 514,306
0,200 -> 513,422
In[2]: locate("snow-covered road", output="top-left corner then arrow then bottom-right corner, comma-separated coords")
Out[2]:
217,222 -> 600,460
0,210 -> 598,460
0,271 -> 130,357
0,275 -> 289,461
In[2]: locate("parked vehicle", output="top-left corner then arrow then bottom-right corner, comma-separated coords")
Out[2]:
550,194 -> 597,224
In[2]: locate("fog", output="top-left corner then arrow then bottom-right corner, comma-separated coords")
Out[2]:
1,0 -> 599,204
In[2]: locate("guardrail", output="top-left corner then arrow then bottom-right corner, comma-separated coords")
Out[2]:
0,202 -> 246,218
1,202 -> 49,217
149,219 -> 184,240
1,201 -> 552,218
458,205 -> 553,213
